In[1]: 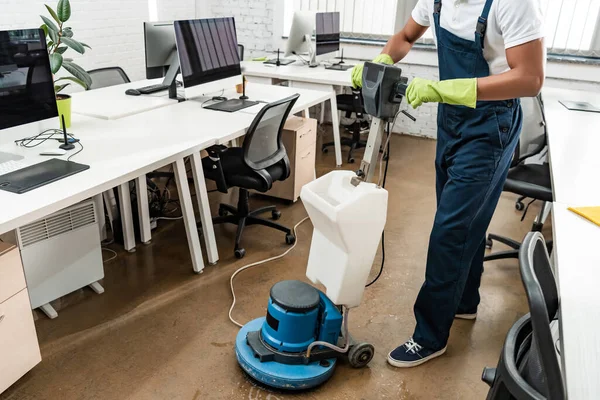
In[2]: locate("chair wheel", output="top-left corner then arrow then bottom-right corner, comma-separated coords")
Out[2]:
218,207 -> 228,217
272,210 -> 282,220
486,238 -> 493,249
515,201 -> 525,211
348,343 -> 374,368
285,234 -> 296,245
348,158 -> 355,164
235,248 -> 246,259
322,147 -> 329,154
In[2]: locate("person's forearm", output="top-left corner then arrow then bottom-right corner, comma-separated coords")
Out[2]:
381,31 -> 415,63
477,68 -> 544,101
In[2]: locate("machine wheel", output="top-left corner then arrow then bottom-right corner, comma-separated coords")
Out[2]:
235,248 -> 246,259
515,201 -> 525,211
348,343 -> 374,368
218,207 -> 228,217
285,234 -> 296,245
272,210 -> 282,220
486,237 -> 493,249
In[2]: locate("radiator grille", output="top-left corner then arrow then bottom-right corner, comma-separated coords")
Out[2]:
19,202 -> 96,248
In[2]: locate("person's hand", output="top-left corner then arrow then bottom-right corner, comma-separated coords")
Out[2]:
406,78 -> 477,109
351,54 -> 395,88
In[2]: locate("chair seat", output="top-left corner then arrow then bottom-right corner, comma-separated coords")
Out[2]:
504,163 -> 553,202
202,148 -> 286,193
336,93 -> 365,113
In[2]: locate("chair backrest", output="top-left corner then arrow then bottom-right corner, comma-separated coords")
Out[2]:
518,232 -> 565,400
242,94 -> 300,171
238,44 -> 245,61
87,67 -> 130,90
513,94 -> 547,167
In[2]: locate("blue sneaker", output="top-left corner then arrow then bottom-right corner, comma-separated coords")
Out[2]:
387,338 -> 447,368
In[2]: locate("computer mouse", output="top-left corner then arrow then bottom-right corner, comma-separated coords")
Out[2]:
125,89 -> 141,96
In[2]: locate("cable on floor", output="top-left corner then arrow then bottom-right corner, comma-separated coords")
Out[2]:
101,247 -> 118,263
228,216 -> 310,328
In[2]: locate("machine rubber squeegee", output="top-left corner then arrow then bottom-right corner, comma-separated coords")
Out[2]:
235,62 -> 412,390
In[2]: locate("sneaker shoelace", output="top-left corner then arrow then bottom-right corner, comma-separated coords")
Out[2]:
404,338 -> 423,355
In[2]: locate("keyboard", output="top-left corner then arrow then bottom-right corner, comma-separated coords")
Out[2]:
137,84 -> 170,94
0,160 -> 30,176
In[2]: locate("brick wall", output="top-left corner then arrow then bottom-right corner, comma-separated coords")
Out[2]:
210,0 -> 275,59
157,0 -> 195,22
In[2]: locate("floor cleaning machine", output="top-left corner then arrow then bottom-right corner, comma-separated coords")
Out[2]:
235,62 -> 413,390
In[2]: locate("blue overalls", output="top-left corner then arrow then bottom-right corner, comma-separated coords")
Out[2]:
412,0 -> 523,351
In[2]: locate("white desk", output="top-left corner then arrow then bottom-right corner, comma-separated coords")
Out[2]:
551,203 -> 600,400
0,83 -> 330,273
71,79 -> 178,120
243,61 -> 354,166
543,87 -> 600,399
544,87 -> 600,205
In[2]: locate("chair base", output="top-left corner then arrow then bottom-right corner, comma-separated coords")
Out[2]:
484,234 -> 553,262
212,189 -> 295,259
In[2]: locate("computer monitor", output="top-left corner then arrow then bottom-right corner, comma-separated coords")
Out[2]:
174,17 -> 242,97
144,21 -> 176,79
316,12 -> 340,56
0,29 -> 57,161
284,12 -> 315,59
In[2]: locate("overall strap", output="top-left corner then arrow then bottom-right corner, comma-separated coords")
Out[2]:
434,0 -> 442,15
476,0 -> 494,47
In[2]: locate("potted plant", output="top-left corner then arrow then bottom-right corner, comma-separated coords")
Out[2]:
40,0 -> 92,128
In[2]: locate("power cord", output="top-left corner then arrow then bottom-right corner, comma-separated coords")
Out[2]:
228,216 -> 310,328
67,141 -> 84,161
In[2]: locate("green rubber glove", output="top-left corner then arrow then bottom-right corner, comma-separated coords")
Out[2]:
351,54 -> 394,88
406,77 -> 477,109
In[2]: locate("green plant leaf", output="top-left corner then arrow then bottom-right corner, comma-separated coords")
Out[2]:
48,28 -> 58,45
54,83 -> 70,93
49,53 -> 63,74
40,15 -> 59,34
44,5 -> 60,24
79,42 -> 91,49
55,46 -> 68,54
63,61 -> 92,88
64,58 -> 73,62
40,24 -> 49,37
62,28 -> 73,38
55,76 -> 87,87
56,0 -> 71,22
61,37 -> 85,54
47,41 -> 54,47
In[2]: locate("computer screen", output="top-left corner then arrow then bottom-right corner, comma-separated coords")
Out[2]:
174,18 -> 241,89
316,12 -> 340,56
0,29 -> 57,131
144,21 -> 176,79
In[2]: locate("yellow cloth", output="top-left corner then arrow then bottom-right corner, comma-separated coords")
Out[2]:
568,206 -> 600,227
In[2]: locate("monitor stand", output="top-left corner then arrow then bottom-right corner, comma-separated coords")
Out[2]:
162,51 -> 185,102
0,152 -> 24,164
305,34 -> 319,68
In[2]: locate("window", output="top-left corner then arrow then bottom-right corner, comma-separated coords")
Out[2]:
283,0 -> 600,58
283,0 -> 399,40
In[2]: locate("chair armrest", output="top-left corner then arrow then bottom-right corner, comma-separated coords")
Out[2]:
205,145 -> 229,193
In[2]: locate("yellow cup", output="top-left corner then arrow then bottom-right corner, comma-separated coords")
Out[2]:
56,95 -> 72,129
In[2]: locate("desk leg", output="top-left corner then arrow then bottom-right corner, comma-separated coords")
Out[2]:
173,158 -> 205,274
190,153 -> 219,265
135,176 -> 152,244
117,183 -> 136,252
93,194 -> 107,241
319,100 -> 326,125
329,90 -> 342,167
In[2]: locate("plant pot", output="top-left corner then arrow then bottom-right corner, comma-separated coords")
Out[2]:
56,94 -> 72,129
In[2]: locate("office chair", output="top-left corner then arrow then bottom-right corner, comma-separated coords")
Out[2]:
485,95 -> 553,262
321,88 -> 369,164
202,94 -> 300,259
238,44 -> 245,61
87,67 -> 130,90
482,232 -> 564,400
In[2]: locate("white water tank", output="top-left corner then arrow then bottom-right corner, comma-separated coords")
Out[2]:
300,171 -> 388,308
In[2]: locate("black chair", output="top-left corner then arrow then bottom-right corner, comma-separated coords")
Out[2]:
238,44 -> 245,60
87,67 -> 130,90
322,89 -> 369,164
482,232 -> 564,399
485,95 -> 553,262
202,94 -> 300,259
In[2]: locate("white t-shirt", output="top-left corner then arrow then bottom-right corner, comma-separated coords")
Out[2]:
411,0 -> 545,75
